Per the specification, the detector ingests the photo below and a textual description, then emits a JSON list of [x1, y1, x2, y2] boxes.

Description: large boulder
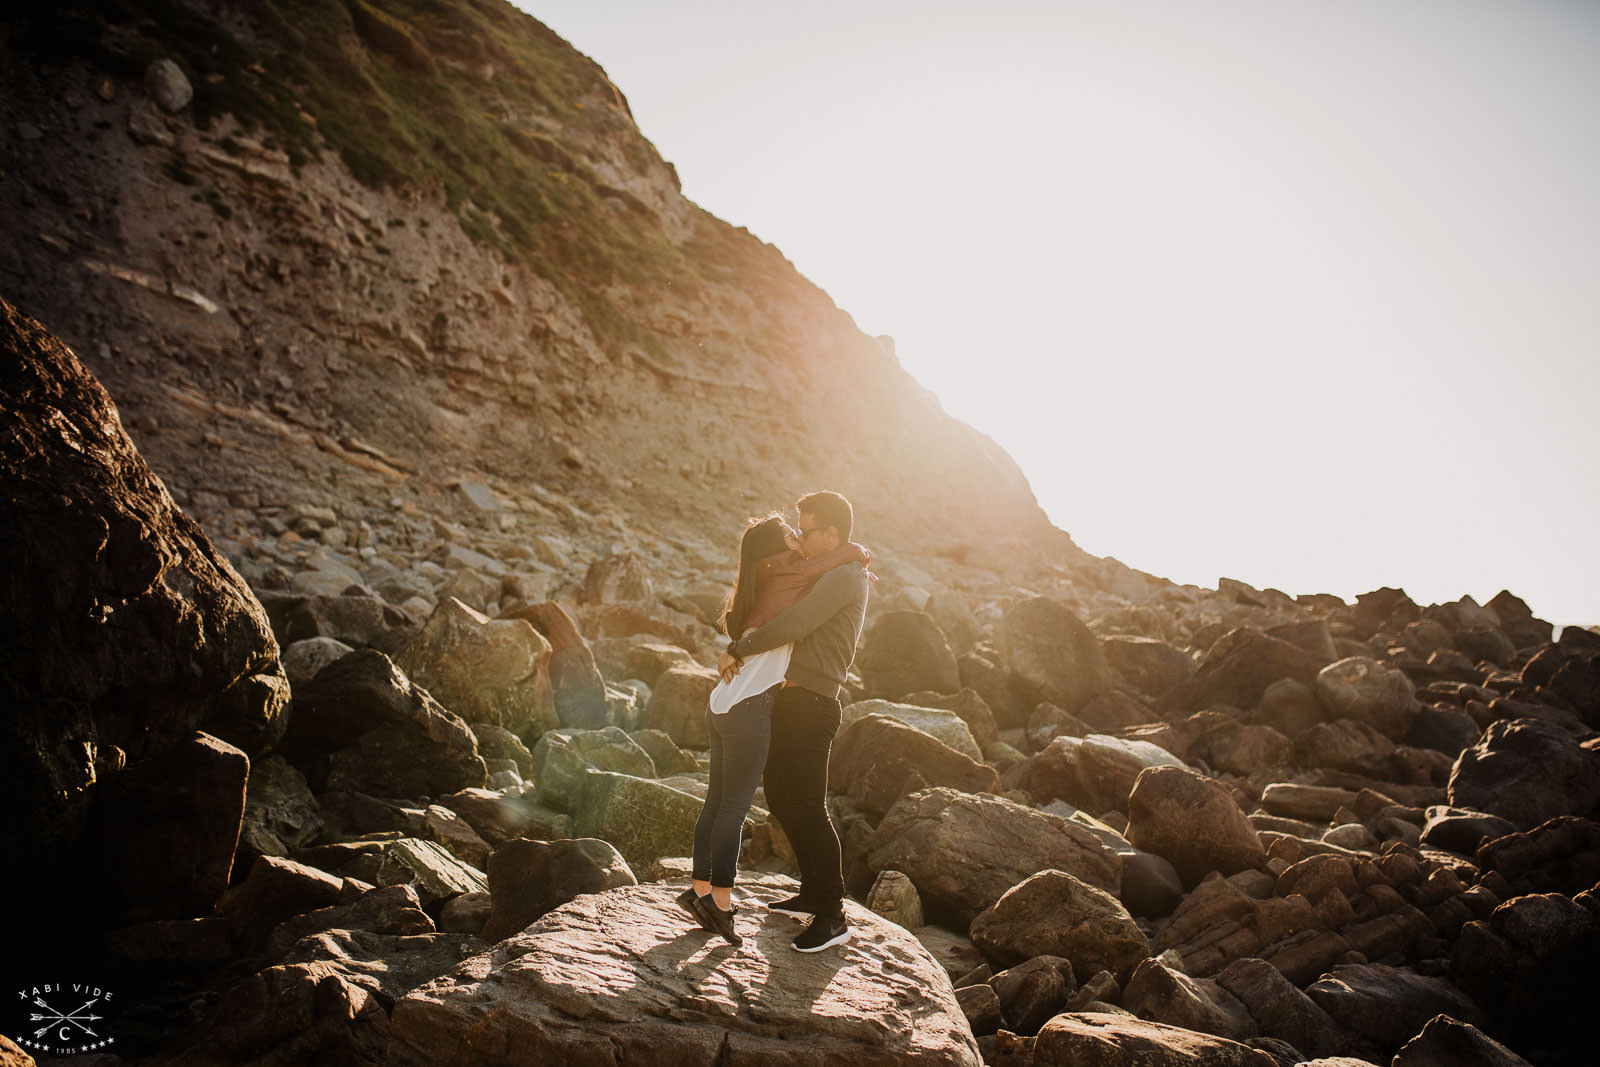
[[1419, 806, 1519, 858], [969, 869, 1149, 978], [0, 298, 288, 866], [1100, 636, 1196, 700], [901, 688, 1001, 748], [388, 884, 982, 1066], [1486, 590, 1553, 650], [370, 838, 490, 908], [1030, 734, 1187, 814], [646, 664, 720, 748], [396, 597, 556, 736], [1392, 1015, 1534, 1067], [482, 837, 636, 942], [1451, 891, 1600, 1054], [1266, 618, 1340, 662], [1251, 677, 1329, 736], [865, 788, 1121, 927], [994, 597, 1113, 712], [1119, 957, 1253, 1039], [265, 883, 436, 960], [92, 731, 250, 923], [1306, 963, 1482, 1052], [958, 650, 1035, 730], [988, 955, 1075, 1036], [1032, 1012, 1279, 1067], [1447, 717, 1600, 829], [281, 636, 356, 687], [582, 551, 654, 603], [1167, 628, 1320, 716], [158, 960, 390, 1065], [844, 699, 984, 759], [1314, 656, 1421, 738], [239, 753, 326, 859], [285, 650, 488, 797], [219, 855, 346, 952], [1293, 718, 1396, 773], [1214, 956, 1369, 1060], [280, 928, 491, 1009], [858, 610, 962, 699], [1127, 766, 1267, 888], [283, 592, 418, 656], [501, 601, 609, 728], [573, 770, 703, 872], [830, 713, 999, 815], [1473, 816, 1600, 897], [436, 787, 569, 848]]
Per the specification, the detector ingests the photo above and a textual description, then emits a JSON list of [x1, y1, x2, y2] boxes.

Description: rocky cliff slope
[[1, 0, 1063, 568]]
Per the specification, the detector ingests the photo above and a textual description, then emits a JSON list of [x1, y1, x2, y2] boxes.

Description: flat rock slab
[[388, 883, 981, 1066]]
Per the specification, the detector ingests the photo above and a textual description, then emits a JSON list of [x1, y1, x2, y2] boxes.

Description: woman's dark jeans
[[691, 688, 775, 888]]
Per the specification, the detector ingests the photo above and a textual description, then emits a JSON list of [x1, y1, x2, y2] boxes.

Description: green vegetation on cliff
[[8, 0, 794, 349]]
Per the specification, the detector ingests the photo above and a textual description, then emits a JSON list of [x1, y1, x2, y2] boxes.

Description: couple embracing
[[676, 490, 873, 953]]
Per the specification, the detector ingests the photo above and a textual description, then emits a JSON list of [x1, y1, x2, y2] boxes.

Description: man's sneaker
[[767, 894, 820, 918], [791, 912, 850, 953], [691, 894, 743, 947], [676, 887, 713, 931]]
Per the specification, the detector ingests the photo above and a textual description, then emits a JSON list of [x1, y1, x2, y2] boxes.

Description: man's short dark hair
[[797, 490, 853, 542]]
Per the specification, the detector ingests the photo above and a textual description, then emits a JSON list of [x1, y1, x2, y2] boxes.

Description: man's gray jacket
[[726, 562, 869, 700]]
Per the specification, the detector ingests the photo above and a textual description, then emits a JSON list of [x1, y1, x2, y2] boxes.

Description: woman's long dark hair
[[718, 513, 792, 638]]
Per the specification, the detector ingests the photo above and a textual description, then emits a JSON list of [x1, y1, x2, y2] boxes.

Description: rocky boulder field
[[4, 296, 1598, 1067]]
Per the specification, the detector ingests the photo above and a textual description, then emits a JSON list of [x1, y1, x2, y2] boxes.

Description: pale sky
[[515, 1, 1600, 629]]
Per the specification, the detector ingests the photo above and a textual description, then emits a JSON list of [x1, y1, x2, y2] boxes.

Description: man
[[717, 490, 869, 952]]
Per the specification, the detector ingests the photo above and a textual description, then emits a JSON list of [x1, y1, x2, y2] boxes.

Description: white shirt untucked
[[709, 644, 792, 715]]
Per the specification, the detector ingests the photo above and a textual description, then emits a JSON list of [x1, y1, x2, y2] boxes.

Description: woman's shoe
[[691, 894, 744, 947], [676, 887, 714, 931]]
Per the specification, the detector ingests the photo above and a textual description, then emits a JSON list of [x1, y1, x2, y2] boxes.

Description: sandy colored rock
[[647, 664, 720, 748], [1031, 734, 1186, 814], [1120, 957, 1254, 1039], [994, 597, 1113, 712], [388, 883, 982, 1066], [1314, 657, 1420, 739], [501, 601, 609, 728], [1174, 628, 1320, 715], [1100, 635, 1196, 700], [1032, 1012, 1279, 1067], [970, 869, 1148, 978], [830, 712, 999, 816], [866, 787, 1121, 927], [1127, 766, 1267, 888], [396, 597, 555, 735], [858, 609, 962, 699], [843, 699, 985, 759]]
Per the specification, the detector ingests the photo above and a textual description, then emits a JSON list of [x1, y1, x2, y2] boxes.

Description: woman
[[677, 512, 870, 946]]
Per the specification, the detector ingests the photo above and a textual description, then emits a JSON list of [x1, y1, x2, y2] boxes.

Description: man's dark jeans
[[763, 685, 845, 915]]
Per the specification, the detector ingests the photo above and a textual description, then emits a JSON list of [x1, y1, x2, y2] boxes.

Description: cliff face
[[0, 0, 1064, 560]]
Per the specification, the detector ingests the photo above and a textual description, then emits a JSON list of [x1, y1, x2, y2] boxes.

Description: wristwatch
[[725, 639, 743, 661]]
